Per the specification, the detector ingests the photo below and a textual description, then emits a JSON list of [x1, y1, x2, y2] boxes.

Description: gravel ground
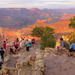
[[44, 53, 75, 75]]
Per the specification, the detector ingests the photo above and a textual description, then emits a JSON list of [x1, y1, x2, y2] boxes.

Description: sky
[[0, 0, 75, 9]]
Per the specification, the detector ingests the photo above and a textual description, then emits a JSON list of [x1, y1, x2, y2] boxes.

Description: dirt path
[[44, 54, 75, 75]]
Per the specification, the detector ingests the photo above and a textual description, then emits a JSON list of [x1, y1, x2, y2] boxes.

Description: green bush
[[44, 27, 54, 34], [31, 26, 54, 37], [32, 26, 56, 50], [67, 33, 75, 44], [69, 16, 75, 28], [31, 26, 44, 37], [65, 42, 69, 49], [40, 32, 56, 50]]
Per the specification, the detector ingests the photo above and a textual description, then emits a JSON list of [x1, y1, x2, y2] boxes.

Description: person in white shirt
[[28, 39, 31, 44]]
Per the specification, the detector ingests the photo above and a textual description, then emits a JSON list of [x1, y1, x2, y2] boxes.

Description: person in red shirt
[[15, 42, 19, 53], [15, 42, 19, 49], [3, 41, 6, 50]]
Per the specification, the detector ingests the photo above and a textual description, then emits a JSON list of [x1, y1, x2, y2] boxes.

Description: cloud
[[0, 0, 75, 8]]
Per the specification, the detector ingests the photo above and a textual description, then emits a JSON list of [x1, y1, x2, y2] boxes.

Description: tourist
[[15, 42, 19, 49], [19, 40, 23, 48], [57, 38, 66, 54], [23, 38, 26, 47], [12, 41, 16, 46], [16, 38, 19, 42], [28, 38, 31, 46], [7, 42, 10, 47], [26, 40, 30, 52], [0, 47, 5, 62], [0, 53, 3, 70], [15, 41, 19, 52], [21, 38, 25, 48], [3, 41, 6, 51], [31, 38, 35, 47], [12, 45, 16, 52], [68, 41, 75, 56], [10, 46, 15, 54]]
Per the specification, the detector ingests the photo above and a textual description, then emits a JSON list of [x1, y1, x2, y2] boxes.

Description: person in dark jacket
[[0, 53, 3, 70], [0, 47, 5, 62], [10, 47, 15, 54]]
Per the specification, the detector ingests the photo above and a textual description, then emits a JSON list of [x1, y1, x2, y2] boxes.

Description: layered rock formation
[[0, 49, 44, 75]]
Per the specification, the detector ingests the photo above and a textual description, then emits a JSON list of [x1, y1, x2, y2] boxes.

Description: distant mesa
[[49, 21, 73, 33], [0, 8, 75, 38], [61, 14, 74, 20], [0, 8, 75, 28]]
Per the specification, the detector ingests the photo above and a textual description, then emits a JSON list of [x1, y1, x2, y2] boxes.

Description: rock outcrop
[[0, 49, 44, 75]]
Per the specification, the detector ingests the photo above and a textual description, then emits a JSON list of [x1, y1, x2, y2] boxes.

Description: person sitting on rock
[[57, 38, 66, 54], [10, 46, 15, 54], [68, 41, 75, 56]]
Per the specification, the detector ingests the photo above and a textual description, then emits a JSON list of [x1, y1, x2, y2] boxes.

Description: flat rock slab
[[44, 54, 75, 75], [18, 65, 32, 75], [6, 56, 18, 68]]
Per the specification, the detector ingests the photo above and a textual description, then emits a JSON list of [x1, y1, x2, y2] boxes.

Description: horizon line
[[0, 7, 75, 9]]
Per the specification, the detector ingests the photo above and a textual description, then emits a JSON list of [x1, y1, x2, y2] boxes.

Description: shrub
[[32, 26, 56, 50], [31, 26, 44, 37], [65, 42, 69, 49], [44, 26, 54, 34], [40, 32, 56, 50], [69, 16, 75, 28], [31, 26, 54, 37]]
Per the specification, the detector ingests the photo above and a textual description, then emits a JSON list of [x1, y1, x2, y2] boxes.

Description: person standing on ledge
[[3, 41, 6, 51], [26, 40, 30, 52]]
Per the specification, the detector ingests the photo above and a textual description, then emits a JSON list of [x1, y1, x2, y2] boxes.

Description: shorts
[[15, 46, 18, 49], [32, 42, 35, 44], [57, 46, 66, 50], [69, 49, 75, 52], [0, 62, 3, 70], [26, 47, 29, 51]]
